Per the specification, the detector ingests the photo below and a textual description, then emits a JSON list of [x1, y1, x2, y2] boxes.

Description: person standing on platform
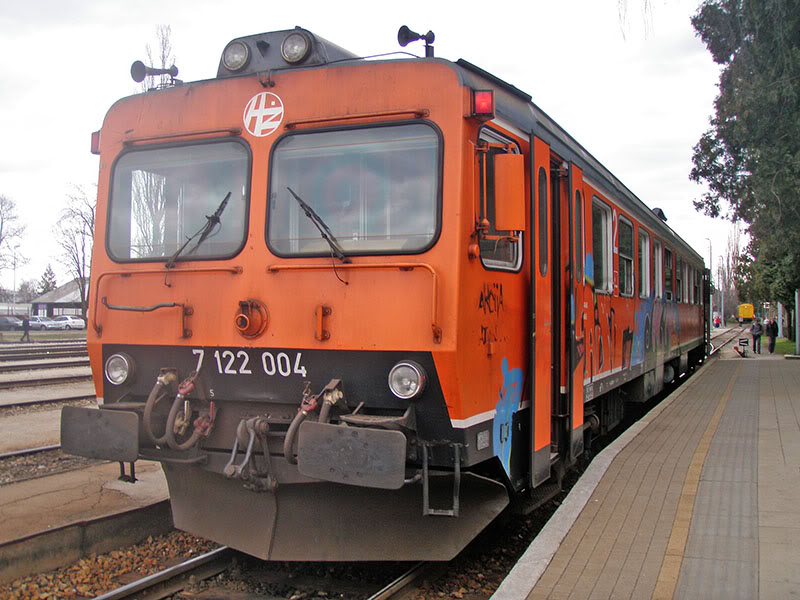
[[765, 318, 779, 354], [750, 319, 763, 354]]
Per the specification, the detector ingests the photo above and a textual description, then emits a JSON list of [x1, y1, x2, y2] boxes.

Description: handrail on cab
[[92, 266, 243, 337], [266, 262, 442, 343]]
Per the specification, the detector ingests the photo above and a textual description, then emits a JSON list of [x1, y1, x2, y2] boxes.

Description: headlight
[[222, 41, 250, 71], [281, 31, 311, 63], [105, 353, 134, 386], [388, 361, 427, 400]]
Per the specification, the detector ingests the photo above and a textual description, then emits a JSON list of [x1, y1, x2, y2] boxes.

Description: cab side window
[[664, 248, 673, 301], [638, 229, 650, 297], [618, 217, 634, 297]]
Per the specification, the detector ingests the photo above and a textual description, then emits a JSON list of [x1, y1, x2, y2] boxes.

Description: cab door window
[[477, 129, 522, 271]]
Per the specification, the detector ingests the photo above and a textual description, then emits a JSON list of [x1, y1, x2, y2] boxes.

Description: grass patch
[[774, 338, 799, 355]]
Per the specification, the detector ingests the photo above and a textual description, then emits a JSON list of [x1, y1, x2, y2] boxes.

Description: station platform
[[495, 343, 799, 599]]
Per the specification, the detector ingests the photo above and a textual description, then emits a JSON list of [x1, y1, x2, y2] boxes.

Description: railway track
[[93, 547, 235, 600], [709, 325, 744, 354], [0, 342, 87, 361], [93, 549, 430, 600], [0, 358, 90, 373], [0, 372, 92, 390], [0, 443, 61, 460], [0, 339, 91, 389]]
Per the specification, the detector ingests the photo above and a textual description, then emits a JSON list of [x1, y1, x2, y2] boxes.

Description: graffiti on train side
[[582, 252, 685, 382], [492, 357, 524, 476], [478, 282, 504, 315], [478, 282, 504, 347]]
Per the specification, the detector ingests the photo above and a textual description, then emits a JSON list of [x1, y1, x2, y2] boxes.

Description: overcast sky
[[0, 0, 731, 293]]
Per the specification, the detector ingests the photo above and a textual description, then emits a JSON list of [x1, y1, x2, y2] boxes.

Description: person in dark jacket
[[750, 320, 763, 354], [19, 316, 30, 343], [765, 318, 779, 354]]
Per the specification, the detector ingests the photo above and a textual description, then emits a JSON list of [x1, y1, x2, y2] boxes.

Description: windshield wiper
[[287, 187, 351, 263], [166, 191, 231, 269]]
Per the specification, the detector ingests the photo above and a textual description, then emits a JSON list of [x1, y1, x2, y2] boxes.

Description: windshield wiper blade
[[287, 186, 351, 263], [166, 191, 231, 269]]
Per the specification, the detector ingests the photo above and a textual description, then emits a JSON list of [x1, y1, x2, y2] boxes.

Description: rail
[[93, 546, 234, 600], [367, 561, 430, 599], [0, 444, 61, 461]]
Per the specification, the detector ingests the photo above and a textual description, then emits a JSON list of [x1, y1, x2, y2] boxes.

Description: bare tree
[[16, 279, 38, 303], [0, 195, 26, 271], [143, 25, 177, 92], [131, 25, 177, 256], [715, 223, 743, 322], [617, 0, 654, 39], [54, 186, 95, 319]]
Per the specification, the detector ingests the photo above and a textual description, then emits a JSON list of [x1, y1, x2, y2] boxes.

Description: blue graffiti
[[632, 293, 655, 366], [493, 357, 524, 475], [584, 252, 595, 287]]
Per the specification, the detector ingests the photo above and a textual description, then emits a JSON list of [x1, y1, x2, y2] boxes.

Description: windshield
[[108, 141, 249, 261], [268, 124, 440, 257]]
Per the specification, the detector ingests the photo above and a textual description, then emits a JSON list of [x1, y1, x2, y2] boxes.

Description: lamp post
[[718, 259, 725, 326], [706, 238, 713, 332], [11, 245, 19, 313]]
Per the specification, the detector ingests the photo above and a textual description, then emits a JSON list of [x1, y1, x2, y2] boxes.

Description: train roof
[[139, 27, 704, 266], [451, 59, 703, 264]]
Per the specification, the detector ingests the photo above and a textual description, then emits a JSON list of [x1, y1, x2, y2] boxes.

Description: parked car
[[0, 316, 22, 330], [53, 315, 86, 330], [29, 316, 60, 330]]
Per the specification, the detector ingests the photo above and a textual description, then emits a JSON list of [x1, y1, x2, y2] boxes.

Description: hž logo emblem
[[243, 92, 284, 137]]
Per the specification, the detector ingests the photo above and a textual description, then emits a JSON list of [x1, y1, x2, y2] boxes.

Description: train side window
[[693, 269, 700, 304], [684, 262, 691, 303], [478, 129, 522, 271], [575, 190, 583, 282], [654, 240, 663, 299], [664, 248, 673, 301], [618, 217, 634, 297], [676, 257, 683, 302], [538, 167, 548, 276], [592, 198, 612, 293], [638, 229, 650, 297]]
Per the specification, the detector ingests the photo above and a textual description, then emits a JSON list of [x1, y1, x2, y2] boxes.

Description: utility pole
[[11, 246, 19, 312], [718, 260, 725, 325], [706, 238, 713, 331]]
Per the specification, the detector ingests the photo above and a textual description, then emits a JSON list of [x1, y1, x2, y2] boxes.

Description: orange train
[[62, 26, 709, 561]]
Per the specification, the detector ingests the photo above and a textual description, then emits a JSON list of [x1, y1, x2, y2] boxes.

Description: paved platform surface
[[0, 461, 168, 545], [495, 341, 799, 599], [0, 404, 168, 545]]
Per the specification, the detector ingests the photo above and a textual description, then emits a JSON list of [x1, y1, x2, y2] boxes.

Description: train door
[[530, 135, 553, 487], [569, 163, 586, 460]]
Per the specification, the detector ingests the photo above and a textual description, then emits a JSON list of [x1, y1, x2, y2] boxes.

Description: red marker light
[[90, 130, 100, 155], [472, 90, 495, 121]]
